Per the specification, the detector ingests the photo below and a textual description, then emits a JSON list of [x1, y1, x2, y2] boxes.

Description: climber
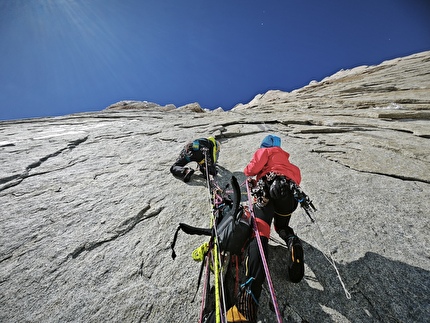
[[170, 137, 220, 182], [237, 134, 304, 322]]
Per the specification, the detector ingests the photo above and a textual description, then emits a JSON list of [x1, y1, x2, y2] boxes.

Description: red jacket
[[244, 147, 301, 185]]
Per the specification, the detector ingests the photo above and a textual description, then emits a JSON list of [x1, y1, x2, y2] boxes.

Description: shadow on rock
[[264, 241, 430, 322], [176, 166, 429, 322]]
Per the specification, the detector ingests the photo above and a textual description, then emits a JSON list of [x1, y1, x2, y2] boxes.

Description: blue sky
[[1, 0, 429, 121]]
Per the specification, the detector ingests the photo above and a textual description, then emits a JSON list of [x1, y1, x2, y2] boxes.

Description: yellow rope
[[213, 238, 221, 323]]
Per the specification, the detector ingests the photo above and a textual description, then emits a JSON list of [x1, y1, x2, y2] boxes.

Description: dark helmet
[[269, 177, 288, 199]]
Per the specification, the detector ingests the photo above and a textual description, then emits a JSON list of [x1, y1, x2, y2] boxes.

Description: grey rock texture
[[1, 51, 429, 322]]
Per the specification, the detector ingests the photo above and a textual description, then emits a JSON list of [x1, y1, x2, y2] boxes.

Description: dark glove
[[208, 164, 217, 176]]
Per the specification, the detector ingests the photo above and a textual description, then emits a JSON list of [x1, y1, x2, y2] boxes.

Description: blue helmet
[[260, 135, 281, 148]]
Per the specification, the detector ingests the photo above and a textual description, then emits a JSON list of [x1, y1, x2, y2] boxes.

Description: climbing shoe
[[287, 236, 304, 283], [183, 168, 194, 182]]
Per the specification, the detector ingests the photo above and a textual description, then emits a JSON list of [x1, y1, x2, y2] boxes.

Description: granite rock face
[[1, 51, 429, 322]]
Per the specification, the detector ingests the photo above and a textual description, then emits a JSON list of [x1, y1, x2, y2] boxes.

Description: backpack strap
[[171, 223, 211, 259]]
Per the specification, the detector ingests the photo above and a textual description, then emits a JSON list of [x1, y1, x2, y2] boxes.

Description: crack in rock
[[0, 136, 88, 192], [329, 159, 430, 184], [68, 205, 163, 259]]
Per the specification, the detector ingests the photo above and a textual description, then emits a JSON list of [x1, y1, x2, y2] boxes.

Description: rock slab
[[0, 51, 429, 322]]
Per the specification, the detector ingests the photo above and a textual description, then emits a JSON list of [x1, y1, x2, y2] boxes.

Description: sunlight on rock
[[0, 51, 428, 323], [304, 265, 324, 291], [319, 304, 352, 322]]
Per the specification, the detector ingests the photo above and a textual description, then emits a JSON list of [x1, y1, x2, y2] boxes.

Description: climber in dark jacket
[[170, 137, 221, 182]]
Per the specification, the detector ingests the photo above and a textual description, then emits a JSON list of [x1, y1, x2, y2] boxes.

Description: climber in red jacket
[[237, 134, 304, 322]]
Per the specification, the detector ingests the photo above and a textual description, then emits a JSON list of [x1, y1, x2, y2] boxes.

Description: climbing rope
[[300, 210, 351, 299], [202, 148, 228, 323]]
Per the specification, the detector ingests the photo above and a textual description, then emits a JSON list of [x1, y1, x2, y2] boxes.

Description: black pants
[[170, 143, 202, 180], [170, 144, 216, 180], [246, 190, 298, 300], [170, 155, 191, 180]]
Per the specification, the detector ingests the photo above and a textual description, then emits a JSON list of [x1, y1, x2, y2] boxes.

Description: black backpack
[[171, 176, 251, 258], [216, 203, 251, 255]]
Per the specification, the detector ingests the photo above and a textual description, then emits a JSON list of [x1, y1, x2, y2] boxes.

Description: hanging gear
[[288, 180, 317, 222], [269, 176, 289, 200], [253, 171, 317, 222], [250, 179, 269, 207]]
